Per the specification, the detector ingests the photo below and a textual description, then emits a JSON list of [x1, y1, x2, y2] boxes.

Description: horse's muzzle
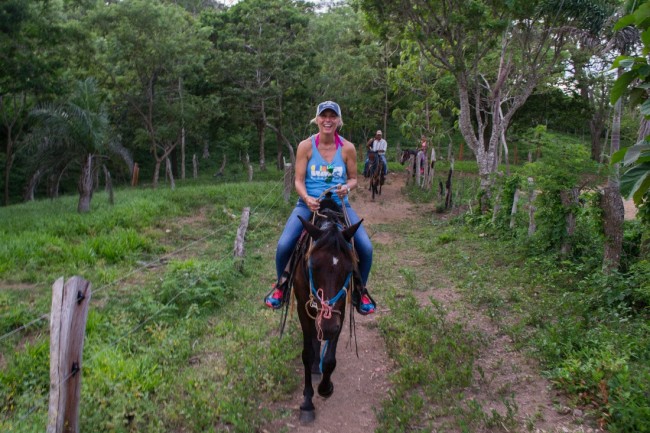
[[320, 315, 342, 339]]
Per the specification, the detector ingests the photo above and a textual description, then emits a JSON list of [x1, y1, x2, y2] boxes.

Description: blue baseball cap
[[316, 100, 341, 117]]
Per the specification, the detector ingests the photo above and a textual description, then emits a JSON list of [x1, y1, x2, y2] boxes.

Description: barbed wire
[[0, 176, 288, 343], [3, 175, 288, 425]]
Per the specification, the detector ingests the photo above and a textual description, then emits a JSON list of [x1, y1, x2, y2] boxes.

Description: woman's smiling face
[[317, 110, 339, 133]]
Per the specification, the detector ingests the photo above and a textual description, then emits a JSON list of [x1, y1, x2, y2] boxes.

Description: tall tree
[[309, 6, 397, 145], [0, 0, 67, 205], [26, 79, 111, 213], [93, 0, 210, 187], [209, 0, 313, 170], [356, 0, 610, 209]]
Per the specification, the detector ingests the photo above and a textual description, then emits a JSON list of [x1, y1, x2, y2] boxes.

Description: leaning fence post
[[47, 276, 92, 433]]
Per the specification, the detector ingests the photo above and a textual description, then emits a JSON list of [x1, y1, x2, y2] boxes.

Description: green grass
[[0, 170, 303, 432], [1, 166, 649, 432]]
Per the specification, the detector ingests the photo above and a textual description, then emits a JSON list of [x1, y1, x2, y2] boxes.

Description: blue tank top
[[304, 135, 348, 206]]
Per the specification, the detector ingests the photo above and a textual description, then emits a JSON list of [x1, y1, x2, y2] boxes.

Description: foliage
[[511, 88, 592, 135], [610, 2, 650, 209], [521, 129, 601, 251]]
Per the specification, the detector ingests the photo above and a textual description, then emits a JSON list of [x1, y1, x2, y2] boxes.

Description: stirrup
[[352, 287, 376, 315], [264, 283, 285, 310]]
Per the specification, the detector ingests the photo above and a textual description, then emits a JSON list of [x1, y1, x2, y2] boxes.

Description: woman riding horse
[[264, 100, 376, 315], [263, 100, 377, 422]]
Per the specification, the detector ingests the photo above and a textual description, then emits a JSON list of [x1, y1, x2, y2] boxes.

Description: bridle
[[305, 216, 354, 341], [307, 258, 351, 318]]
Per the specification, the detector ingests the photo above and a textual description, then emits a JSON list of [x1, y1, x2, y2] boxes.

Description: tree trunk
[[266, 120, 296, 165], [589, 115, 605, 162], [3, 132, 14, 206], [179, 78, 186, 180], [257, 116, 266, 171], [77, 154, 94, 213], [153, 160, 162, 188], [202, 141, 210, 159], [1, 93, 27, 206], [601, 185, 624, 272], [24, 168, 43, 202], [600, 94, 624, 272], [216, 153, 226, 177], [103, 165, 114, 206], [165, 157, 176, 190]]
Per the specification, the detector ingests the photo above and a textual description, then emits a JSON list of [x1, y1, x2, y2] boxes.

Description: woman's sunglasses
[[325, 164, 334, 183]]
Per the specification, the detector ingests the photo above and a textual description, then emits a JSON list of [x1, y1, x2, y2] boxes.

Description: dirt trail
[[262, 172, 604, 433]]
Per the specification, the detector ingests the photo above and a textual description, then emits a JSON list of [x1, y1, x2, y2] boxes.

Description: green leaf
[[632, 174, 650, 205], [641, 98, 650, 117], [612, 56, 635, 69], [629, 87, 647, 106], [624, 142, 650, 166], [614, 14, 635, 31], [620, 163, 650, 199], [611, 70, 638, 104], [638, 64, 650, 78], [634, 2, 650, 28], [611, 147, 629, 165]]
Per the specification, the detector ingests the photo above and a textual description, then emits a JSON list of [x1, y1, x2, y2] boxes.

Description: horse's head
[[297, 214, 362, 339], [399, 150, 411, 165]]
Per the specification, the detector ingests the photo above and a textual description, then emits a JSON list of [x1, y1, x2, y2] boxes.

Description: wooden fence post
[[131, 163, 139, 187], [283, 162, 293, 203], [406, 155, 414, 186], [233, 207, 251, 272], [510, 187, 520, 229], [527, 177, 538, 237], [47, 276, 92, 433]]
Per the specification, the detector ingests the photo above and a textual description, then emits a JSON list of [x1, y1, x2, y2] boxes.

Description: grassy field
[[1, 163, 648, 432]]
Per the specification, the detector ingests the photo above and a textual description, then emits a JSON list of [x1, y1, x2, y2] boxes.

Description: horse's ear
[[298, 215, 323, 240], [341, 219, 363, 243]]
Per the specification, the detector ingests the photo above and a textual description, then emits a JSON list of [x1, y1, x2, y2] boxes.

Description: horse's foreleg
[[317, 338, 339, 398], [311, 338, 321, 375], [300, 335, 316, 423]]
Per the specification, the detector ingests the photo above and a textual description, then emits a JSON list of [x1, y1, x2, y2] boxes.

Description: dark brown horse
[[293, 207, 362, 424], [367, 151, 385, 200], [400, 148, 419, 170]]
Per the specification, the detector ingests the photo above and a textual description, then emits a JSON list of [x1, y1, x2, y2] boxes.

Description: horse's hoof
[[318, 381, 334, 398], [299, 409, 315, 424]]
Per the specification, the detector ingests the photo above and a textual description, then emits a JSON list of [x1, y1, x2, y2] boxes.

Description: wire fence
[[1, 175, 287, 427]]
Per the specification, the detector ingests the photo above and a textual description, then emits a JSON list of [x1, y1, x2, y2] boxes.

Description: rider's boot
[[351, 273, 376, 315], [264, 273, 289, 309]]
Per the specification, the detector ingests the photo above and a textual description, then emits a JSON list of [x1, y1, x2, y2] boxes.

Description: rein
[[301, 186, 359, 353], [306, 248, 352, 342]]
